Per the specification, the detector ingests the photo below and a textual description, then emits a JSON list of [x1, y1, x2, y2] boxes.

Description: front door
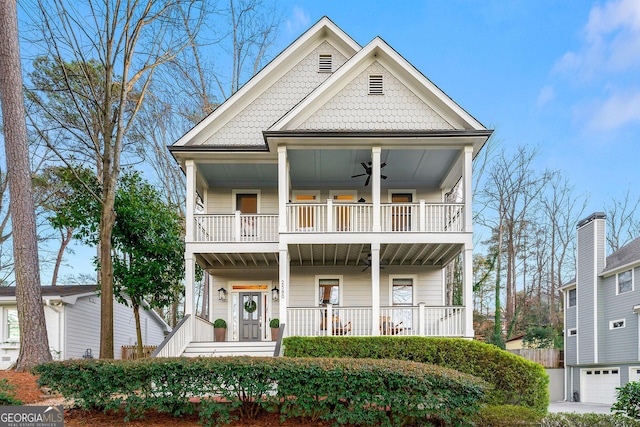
[[239, 292, 261, 341]]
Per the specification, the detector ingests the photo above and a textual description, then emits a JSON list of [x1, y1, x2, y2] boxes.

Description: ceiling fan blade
[[381, 162, 387, 168], [381, 175, 388, 180], [351, 173, 367, 178], [364, 175, 370, 186], [362, 265, 369, 272], [360, 162, 368, 169]]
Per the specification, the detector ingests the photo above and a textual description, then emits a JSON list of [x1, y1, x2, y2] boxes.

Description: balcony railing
[[192, 202, 464, 242], [286, 305, 464, 337]]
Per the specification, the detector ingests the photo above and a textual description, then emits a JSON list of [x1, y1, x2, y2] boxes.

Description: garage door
[[630, 367, 640, 383], [581, 368, 620, 404]]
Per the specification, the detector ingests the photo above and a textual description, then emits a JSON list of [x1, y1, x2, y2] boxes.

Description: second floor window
[[618, 269, 633, 294], [568, 289, 576, 307]]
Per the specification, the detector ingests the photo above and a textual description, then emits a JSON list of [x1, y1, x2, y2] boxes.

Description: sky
[[37, 0, 640, 284]]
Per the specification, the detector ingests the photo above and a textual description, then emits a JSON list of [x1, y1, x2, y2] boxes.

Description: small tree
[[112, 171, 184, 358]]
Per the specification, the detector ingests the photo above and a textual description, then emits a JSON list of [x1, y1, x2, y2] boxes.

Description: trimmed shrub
[[33, 356, 487, 426], [542, 413, 640, 427], [613, 381, 640, 419], [474, 405, 543, 426], [283, 336, 549, 413]]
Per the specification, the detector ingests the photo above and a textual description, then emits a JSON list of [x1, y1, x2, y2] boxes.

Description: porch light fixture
[[218, 287, 227, 301], [271, 286, 280, 301]]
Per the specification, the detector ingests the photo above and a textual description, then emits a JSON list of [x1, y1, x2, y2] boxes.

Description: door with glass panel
[[236, 193, 257, 237], [239, 292, 261, 341], [391, 193, 412, 231]]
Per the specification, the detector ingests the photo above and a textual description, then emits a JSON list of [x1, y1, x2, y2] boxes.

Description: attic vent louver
[[318, 54, 332, 73], [369, 74, 383, 95]]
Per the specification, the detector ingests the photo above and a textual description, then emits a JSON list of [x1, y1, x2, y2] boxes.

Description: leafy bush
[[269, 318, 279, 328], [474, 405, 543, 426], [283, 336, 549, 413], [542, 413, 640, 427], [33, 356, 487, 426], [213, 318, 226, 328], [0, 378, 22, 405], [613, 381, 640, 419]]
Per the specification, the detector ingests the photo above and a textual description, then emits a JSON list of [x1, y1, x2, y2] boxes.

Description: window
[[618, 269, 633, 294], [390, 277, 414, 331], [318, 54, 332, 73], [368, 75, 383, 95], [568, 328, 577, 336], [293, 192, 319, 231], [391, 193, 413, 231], [610, 319, 625, 330], [6, 309, 19, 341], [392, 278, 413, 306], [568, 288, 577, 307], [319, 278, 340, 306]]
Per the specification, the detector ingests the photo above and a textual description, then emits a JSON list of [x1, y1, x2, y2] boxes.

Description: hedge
[[33, 356, 487, 426], [283, 336, 549, 413]]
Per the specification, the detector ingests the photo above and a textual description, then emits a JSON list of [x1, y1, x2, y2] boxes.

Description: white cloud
[[555, 0, 640, 78], [286, 6, 310, 35], [536, 86, 555, 107], [586, 90, 640, 130]]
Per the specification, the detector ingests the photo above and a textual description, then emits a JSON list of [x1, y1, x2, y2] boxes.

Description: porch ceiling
[[196, 242, 462, 270], [195, 148, 460, 188]]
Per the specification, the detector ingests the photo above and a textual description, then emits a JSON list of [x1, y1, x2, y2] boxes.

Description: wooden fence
[[508, 349, 563, 368], [121, 345, 157, 360]]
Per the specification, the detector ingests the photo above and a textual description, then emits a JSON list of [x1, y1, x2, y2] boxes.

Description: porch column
[[185, 254, 195, 318], [278, 248, 290, 337], [185, 160, 196, 242], [372, 147, 381, 232], [278, 146, 289, 233], [371, 242, 381, 336], [463, 146, 473, 232], [463, 247, 474, 338]]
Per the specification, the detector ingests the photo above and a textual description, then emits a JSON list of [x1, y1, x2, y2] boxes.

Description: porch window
[[6, 309, 19, 341], [391, 193, 413, 231], [319, 278, 340, 306], [235, 193, 258, 237], [618, 269, 633, 294], [333, 193, 355, 231], [295, 194, 317, 230]]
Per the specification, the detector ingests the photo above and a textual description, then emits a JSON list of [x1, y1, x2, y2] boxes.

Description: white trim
[[593, 222, 598, 364], [228, 280, 273, 342], [388, 275, 417, 306], [616, 269, 634, 295], [609, 318, 626, 330], [232, 189, 262, 213], [315, 275, 344, 307]]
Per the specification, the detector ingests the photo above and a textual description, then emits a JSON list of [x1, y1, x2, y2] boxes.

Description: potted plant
[[213, 318, 227, 342], [270, 318, 280, 341]]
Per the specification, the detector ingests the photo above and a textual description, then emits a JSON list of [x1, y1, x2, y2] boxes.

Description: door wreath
[[244, 299, 257, 313]]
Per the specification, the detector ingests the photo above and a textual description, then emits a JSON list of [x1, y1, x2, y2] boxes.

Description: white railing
[[194, 213, 278, 242], [194, 316, 214, 341], [287, 305, 464, 337], [380, 203, 464, 232], [152, 314, 193, 358]]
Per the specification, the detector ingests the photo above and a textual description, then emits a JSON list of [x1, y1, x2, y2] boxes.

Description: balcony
[[286, 305, 465, 337], [193, 202, 464, 243]]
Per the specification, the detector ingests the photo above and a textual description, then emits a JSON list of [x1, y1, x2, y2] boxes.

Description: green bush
[[542, 413, 640, 427], [33, 356, 487, 426], [269, 318, 279, 328], [613, 381, 640, 419], [0, 378, 22, 405], [213, 318, 227, 328], [283, 336, 549, 413], [474, 405, 543, 426]]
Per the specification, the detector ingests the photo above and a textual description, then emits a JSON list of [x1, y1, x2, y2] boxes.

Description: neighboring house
[[505, 334, 526, 350], [562, 212, 640, 404], [160, 16, 492, 357], [0, 285, 171, 368]]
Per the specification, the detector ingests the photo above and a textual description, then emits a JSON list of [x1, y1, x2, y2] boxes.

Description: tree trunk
[[133, 302, 143, 359], [0, 0, 52, 371], [50, 227, 72, 286]]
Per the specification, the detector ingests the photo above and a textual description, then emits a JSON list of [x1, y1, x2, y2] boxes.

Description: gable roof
[[269, 36, 486, 134], [601, 236, 640, 275], [170, 16, 360, 150]]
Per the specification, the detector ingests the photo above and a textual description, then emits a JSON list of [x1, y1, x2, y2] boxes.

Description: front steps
[[182, 341, 277, 357]]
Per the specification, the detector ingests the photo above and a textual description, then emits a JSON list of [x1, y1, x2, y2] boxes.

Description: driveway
[[548, 401, 613, 414]]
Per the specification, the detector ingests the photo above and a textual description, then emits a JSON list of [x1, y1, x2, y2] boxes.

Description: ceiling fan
[[361, 253, 389, 272], [351, 162, 387, 186]]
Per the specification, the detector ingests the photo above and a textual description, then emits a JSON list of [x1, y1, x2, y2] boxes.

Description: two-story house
[[563, 212, 640, 405], [158, 16, 492, 357]]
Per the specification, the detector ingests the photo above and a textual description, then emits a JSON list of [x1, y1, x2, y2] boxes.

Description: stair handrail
[[151, 314, 191, 358]]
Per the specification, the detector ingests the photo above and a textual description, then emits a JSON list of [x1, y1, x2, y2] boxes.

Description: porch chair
[[380, 316, 404, 335], [320, 315, 352, 335]]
